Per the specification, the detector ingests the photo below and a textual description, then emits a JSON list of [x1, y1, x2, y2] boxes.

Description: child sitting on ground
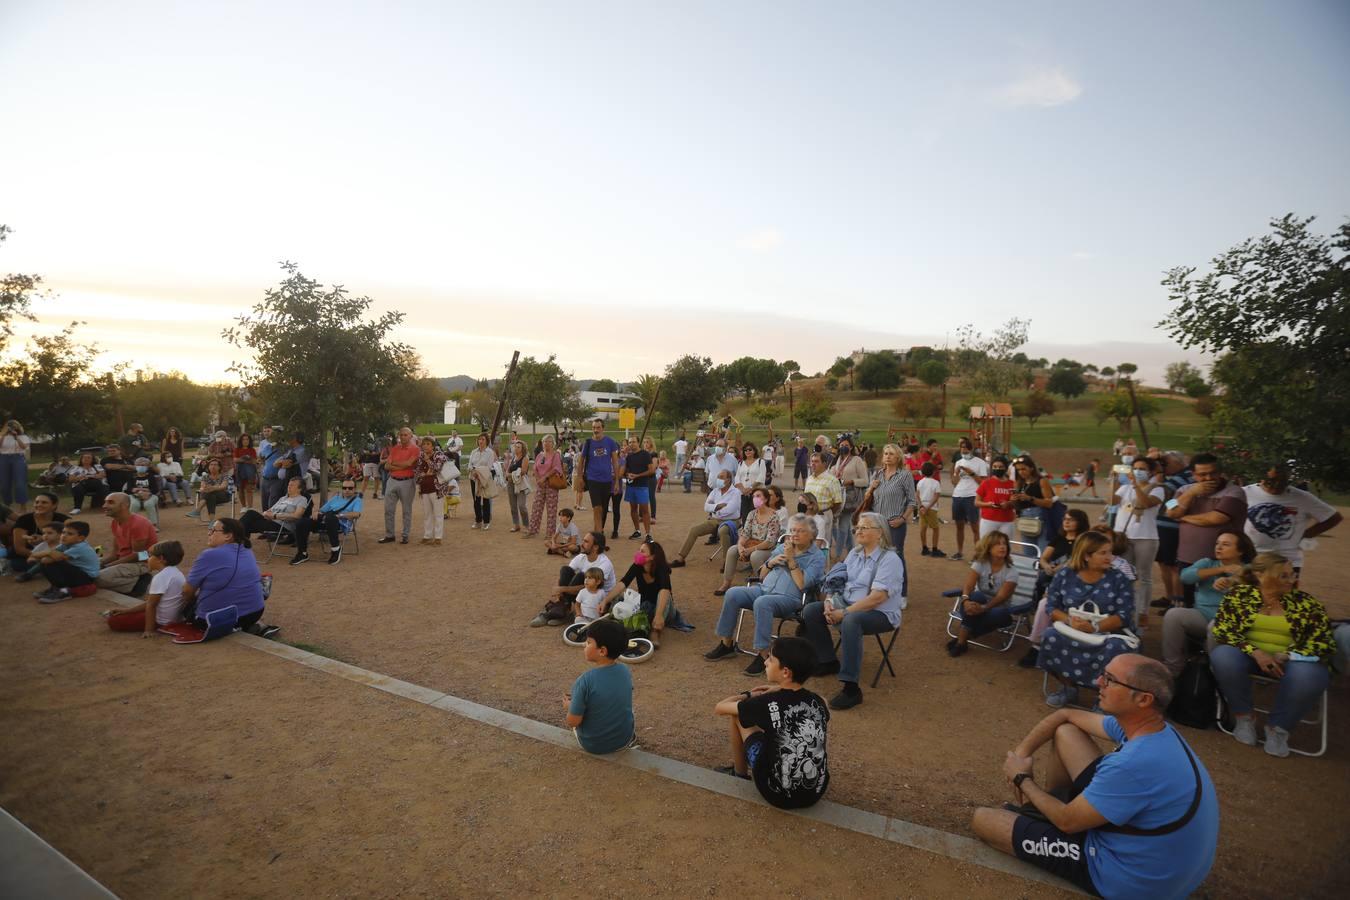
[[917, 462, 945, 558], [572, 567, 606, 624], [17, 523, 64, 581], [105, 540, 186, 637], [546, 508, 581, 556], [565, 618, 634, 755], [37, 456, 73, 487], [713, 635, 830, 809], [33, 520, 102, 603]]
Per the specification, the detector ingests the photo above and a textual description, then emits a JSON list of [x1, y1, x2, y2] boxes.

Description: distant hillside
[[436, 376, 611, 393]]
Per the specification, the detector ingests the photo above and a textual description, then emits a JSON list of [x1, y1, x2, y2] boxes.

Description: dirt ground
[[3, 481, 1348, 898]]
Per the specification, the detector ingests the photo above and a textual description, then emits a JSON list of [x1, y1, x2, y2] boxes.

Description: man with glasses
[[292, 480, 364, 566], [1242, 461, 1341, 584], [971, 654, 1219, 899]]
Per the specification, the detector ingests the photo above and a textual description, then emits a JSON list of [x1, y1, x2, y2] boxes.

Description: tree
[[459, 388, 497, 430], [625, 373, 662, 418], [1054, 358, 1083, 372], [224, 263, 415, 502], [1164, 361, 1203, 393], [1117, 362, 1139, 381], [953, 318, 1032, 399], [1181, 375, 1211, 398], [660, 354, 722, 428], [587, 378, 618, 393], [1162, 214, 1350, 489], [916, 359, 948, 389], [1046, 366, 1087, 399], [892, 391, 944, 427], [828, 356, 855, 390], [0, 224, 40, 352], [1015, 391, 1057, 428], [1094, 390, 1159, 432], [115, 371, 216, 439], [794, 388, 837, 431], [0, 323, 106, 455], [750, 402, 781, 428], [856, 352, 903, 395], [512, 355, 582, 434]]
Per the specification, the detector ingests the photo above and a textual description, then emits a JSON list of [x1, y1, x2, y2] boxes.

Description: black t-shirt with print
[[624, 450, 654, 489], [737, 687, 830, 809], [102, 456, 134, 491]]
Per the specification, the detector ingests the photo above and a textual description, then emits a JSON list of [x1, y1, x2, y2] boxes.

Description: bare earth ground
[[3, 482, 1348, 898]]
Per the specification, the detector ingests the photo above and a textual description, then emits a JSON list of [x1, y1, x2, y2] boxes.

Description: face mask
[[633, 552, 649, 566], [838, 446, 851, 456], [752, 495, 766, 509], [1121, 454, 1135, 465], [961, 452, 973, 460], [991, 468, 1007, 477], [1133, 470, 1152, 481], [720, 479, 731, 490], [796, 502, 807, 514], [136, 466, 148, 474]]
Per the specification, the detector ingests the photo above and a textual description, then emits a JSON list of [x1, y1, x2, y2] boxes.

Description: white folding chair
[[944, 539, 1040, 651], [1216, 675, 1329, 758]]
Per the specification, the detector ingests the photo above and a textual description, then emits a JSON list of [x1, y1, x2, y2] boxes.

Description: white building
[[443, 390, 643, 429]]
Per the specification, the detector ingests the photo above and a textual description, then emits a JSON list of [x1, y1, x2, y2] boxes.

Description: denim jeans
[[716, 585, 801, 651], [885, 519, 909, 598], [959, 589, 1014, 636], [1210, 643, 1330, 731], [0, 453, 29, 505], [801, 600, 895, 686]]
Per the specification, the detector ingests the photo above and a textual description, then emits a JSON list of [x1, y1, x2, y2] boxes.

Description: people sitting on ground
[[8, 492, 68, 572], [715, 487, 782, 596], [104, 540, 186, 634], [36, 456, 73, 488], [1038, 531, 1137, 709], [156, 450, 188, 507], [947, 532, 1021, 657], [600, 539, 679, 649], [127, 457, 163, 526], [1241, 461, 1342, 583], [545, 508, 581, 556], [800, 511, 905, 711], [712, 635, 830, 808], [187, 458, 232, 519], [1020, 509, 1091, 668], [571, 567, 607, 624], [97, 491, 158, 595], [565, 617, 635, 755], [15, 521, 62, 581], [971, 654, 1219, 899], [30, 520, 101, 603], [1164, 533, 1256, 677], [183, 517, 269, 634], [233, 432, 258, 509], [239, 477, 310, 543], [669, 470, 741, 568], [1209, 551, 1336, 758], [291, 478, 363, 566], [706, 514, 826, 676], [530, 531, 616, 627], [66, 452, 107, 514]]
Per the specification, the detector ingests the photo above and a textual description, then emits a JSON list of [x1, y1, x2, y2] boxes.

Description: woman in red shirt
[[233, 433, 259, 510], [975, 456, 1016, 541]]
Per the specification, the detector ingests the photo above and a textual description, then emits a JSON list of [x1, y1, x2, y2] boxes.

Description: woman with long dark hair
[[233, 432, 258, 510], [602, 538, 677, 648]]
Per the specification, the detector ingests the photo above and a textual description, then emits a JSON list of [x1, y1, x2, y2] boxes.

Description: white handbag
[[1052, 600, 1140, 649]]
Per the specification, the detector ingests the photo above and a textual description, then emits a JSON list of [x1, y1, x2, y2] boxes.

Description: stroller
[[561, 590, 656, 664]]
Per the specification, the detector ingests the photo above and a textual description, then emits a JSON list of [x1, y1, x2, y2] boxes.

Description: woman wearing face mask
[[602, 539, 677, 648], [1113, 456, 1165, 624], [715, 487, 782, 595], [830, 439, 869, 558], [975, 457, 1017, 541]]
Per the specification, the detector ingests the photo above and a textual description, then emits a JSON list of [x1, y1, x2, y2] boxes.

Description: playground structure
[[884, 402, 1015, 455]]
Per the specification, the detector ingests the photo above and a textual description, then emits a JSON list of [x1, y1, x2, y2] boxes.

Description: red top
[[233, 447, 258, 461], [976, 477, 1016, 522], [112, 514, 159, 559], [386, 443, 420, 479]]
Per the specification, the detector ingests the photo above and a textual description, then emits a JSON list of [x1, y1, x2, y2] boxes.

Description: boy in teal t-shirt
[[566, 619, 634, 754]]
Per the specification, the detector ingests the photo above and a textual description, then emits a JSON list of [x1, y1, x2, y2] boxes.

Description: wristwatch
[[1013, 772, 1034, 790]]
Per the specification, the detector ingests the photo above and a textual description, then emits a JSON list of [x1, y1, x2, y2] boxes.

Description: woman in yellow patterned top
[[1210, 552, 1335, 757]]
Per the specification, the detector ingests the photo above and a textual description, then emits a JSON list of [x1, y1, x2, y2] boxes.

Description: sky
[[3, 1, 1348, 386]]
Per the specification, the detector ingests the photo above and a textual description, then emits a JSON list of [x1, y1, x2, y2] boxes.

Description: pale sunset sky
[[2, 1, 1348, 385]]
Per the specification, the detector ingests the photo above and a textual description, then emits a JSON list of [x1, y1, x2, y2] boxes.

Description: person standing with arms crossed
[[379, 427, 418, 545]]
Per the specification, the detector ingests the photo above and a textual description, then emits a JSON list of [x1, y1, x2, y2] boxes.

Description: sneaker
[[14, 570, 35, 583], [184, 510, 199, 518], [38, 588, 72, 604], [400, 536, 409, 544], [69, 507, 82, 515], [34, 586, 61, 600], [1150, 597, 1175, 609], [546, 616, 565, 626], [947, 640, 968, 658], [377, 536, 397, 544], [712, 765, 751, 780], [289, 552, 309, 566], [470, 522, 480, 529], [259, 624, 281, 639], [829, 684, 863, 710], [930, 549, 947, 558], [743, 655, 766, 677], [327, 547, 342, 566], [629, 530, 642, 539], [920, 547, 931, 556], [704, 642, 737, 661], [949, 552, 963, 561], [1045, 686, 1079, 709], [529, 612, 550, 628], [482, 525, 490, 532], [1016, 646, 1040, 669], [1263, 725, 1290, 758]]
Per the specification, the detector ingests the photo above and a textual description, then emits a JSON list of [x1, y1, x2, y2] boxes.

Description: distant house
[[578, 390, 643, 422], [849, 347, 908, 366]]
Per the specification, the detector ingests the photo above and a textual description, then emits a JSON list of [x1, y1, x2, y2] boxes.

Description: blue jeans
[[716, 585, 801, 651], [885, 519, 909, 598], [801, 601, 895, 686], [682, 470, 693, 492], [832, 512, 854, 558], [0, 453, 28, 506], [958, 590, 1014, 636], [1210, 643, 1330, 732]]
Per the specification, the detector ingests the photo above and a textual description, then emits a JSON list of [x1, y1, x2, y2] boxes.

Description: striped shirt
[[869, 467, 917, 520]]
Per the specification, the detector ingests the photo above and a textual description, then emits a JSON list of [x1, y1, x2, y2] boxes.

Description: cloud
[[737, 228, 782, 253], [993, 66, 1083, 108]]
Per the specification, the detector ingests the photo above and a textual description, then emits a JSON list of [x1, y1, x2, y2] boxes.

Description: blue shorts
[[745, 731, 765, 770], [624, 484, 650, 506], [952, 496, 979, 525]]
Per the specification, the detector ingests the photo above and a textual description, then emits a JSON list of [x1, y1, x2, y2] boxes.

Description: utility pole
[[488, 351, 521, 445], [787, 377, 795, 431], [637, 381, 662, 443], [1125, 379, 1150, 449]]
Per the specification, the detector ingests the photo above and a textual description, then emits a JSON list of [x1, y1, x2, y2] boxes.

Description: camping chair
[[732, 564, 819, 657], [831, 626, 898, 688], [198, 475, 237, 526], [1216, 674, 1329, 758], [338, 517, 361, 555], [943, 539, 1041, 652]]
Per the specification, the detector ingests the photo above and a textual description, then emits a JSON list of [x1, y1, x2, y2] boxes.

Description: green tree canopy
[[1164, 361, 1203, 392], [0, 322, 105, 455], [0, 224, 40, 353], [587, 378, 619, 393], [953, 318, 1032, 399], [512, 355, 582, 434], [856, 352, 903, 395], [1015, 390, 1057, 428], [116, 372, 216, 440], [794, 387, 837, 431], [916, 359, 949, 388], [1094, 389, 1159, 432], [892, 391, 944, 427], [1046, 366, 1087, 399], [1162, 214, 1349, 489], [660, 355, 722, 427]]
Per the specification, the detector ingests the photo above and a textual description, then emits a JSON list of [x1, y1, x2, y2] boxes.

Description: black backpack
[[1167, 655, 1217, 730]]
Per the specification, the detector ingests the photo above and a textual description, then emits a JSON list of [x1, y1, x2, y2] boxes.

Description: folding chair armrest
[[941, 588, 963, 598]]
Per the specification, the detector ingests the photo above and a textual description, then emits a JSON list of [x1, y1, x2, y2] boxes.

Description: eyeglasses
[[341, 485, 356, 489], [852, 525, 879, 533], [1099, 670, 1151, 695], [207, 524, 224, 534]]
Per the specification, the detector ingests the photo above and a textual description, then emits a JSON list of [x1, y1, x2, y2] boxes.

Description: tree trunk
[[317, 429, 328, 505]]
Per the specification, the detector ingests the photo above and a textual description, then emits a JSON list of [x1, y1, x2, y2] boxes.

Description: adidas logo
[[1021, 836, 1081, 861]]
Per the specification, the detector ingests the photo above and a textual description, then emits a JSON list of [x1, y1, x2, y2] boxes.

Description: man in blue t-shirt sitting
[[972, 654, 1219, 899]]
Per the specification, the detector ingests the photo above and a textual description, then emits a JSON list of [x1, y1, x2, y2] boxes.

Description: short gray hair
[[855, 511, 892, 549], [788, 512, 818, 538], [1124, 655, 1175, 709]]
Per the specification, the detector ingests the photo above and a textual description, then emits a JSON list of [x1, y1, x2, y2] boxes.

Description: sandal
[[669, 558, 686, 568]]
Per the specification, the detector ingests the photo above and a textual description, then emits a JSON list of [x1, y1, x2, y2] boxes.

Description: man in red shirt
[[380, 426, 420, 545], [975, 456, 1016, 541], [918, 439, 944, 476], [97, 491, 159, 594]]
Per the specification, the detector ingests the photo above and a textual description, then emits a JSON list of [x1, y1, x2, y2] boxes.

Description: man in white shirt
[[703, 440, 738, 495], [446, 431, 465, 465], [949, 437, 989, 560], [1243, 463, 1341, 578], [673, 434, 689, 475], [670, 470, 741, 567], [530, 530, 616, 626]]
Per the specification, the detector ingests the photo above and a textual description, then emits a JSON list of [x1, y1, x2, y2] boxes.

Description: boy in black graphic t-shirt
[[713, 636, 830, 809]]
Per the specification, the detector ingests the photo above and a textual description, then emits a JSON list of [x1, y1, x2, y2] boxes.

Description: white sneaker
[[470, 522, 479, 529], [1232, 716, 1258, 746], [483, 523, 491, 531], [1264, 725, 1291, 758]]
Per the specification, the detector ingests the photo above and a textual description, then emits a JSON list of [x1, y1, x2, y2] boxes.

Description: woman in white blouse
[[0, 419, 33, 512], [1113, 456, 1166, 624], [733, 442, 767, 520]]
